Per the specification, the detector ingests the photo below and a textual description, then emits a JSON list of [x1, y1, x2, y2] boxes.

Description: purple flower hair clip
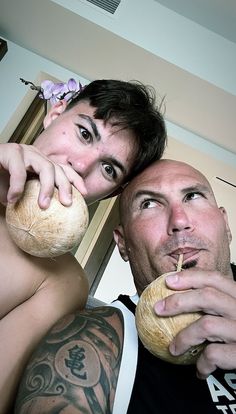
[[20, 77, 84, 105]]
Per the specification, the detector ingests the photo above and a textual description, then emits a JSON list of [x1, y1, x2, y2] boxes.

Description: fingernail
[[40, 196, 50, 209], [169, 342, 177, 355], [154, 299, 165, 314], [166, 273, 179, 284], [67, 193, 72, 202], [8, 197, 18, 204], [64, 194, 72, 206]]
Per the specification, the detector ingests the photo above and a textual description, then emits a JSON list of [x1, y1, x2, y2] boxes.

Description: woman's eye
[[79, 126, 92, 142], [140, 199, 158, 209], [103, 163, 116, 179]]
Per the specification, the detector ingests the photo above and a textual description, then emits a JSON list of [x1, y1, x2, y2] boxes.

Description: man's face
[[115, 160, 232, 294], [34, 100, 136, 205]]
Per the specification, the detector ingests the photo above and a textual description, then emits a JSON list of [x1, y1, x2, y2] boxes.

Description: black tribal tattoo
[[14, 306, 124, 414]]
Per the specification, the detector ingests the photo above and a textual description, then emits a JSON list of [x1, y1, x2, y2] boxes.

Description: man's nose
[[73, 150, 98, 177], [167, 205, 193, 235]]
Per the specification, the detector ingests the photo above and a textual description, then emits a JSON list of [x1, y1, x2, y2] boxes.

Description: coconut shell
[[135, 272, 205, 364], [6, 179, 89, 257]]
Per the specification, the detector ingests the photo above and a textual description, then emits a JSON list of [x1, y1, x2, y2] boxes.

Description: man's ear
[[113, 225, 129, 262], [219, 206, 232, 244], [43, 100, 68, 129]]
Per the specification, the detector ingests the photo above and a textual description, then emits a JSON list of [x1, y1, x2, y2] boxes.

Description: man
[[14, 159, 236, 413], [0, 79, 167, 413]]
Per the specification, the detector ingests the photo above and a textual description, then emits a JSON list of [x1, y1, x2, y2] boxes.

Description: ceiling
[[154, 0, 236, 43], [1, 0, 236, 155]]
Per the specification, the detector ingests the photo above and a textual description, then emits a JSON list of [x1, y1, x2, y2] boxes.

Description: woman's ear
[[43, 100, 68, 129], [113, 225, 129, 262]]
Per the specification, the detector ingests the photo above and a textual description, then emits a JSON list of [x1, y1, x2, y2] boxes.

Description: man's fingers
[[21, 145, 74, 208], [165, 269, 236, 299], [196, 343, 236, 379], [1, 143, 87, 208], [154, 287, 236, 318], [59, 165, 88, 198], [170, 315, 236, 352]]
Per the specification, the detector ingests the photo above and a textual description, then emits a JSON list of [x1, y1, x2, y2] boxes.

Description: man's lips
[[169, 248, 200, 263]]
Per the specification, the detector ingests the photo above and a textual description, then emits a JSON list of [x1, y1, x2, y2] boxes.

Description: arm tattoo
[[14, 306, 124, 414]]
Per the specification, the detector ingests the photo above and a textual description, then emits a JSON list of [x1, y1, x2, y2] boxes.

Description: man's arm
[[0, 253, 89, 414], [14, 306, 124, 414]]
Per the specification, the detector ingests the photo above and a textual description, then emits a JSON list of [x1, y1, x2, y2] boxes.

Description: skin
[[14, 160, 236, 413], [14, 306, 124, 414], [114, 159, 236, 378], [0, 99, 136, 413], [0, 99, 136, 208]]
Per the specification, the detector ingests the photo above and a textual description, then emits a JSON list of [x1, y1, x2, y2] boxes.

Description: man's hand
[[154, 269, 236, 378], [0, 143, 87, 208]]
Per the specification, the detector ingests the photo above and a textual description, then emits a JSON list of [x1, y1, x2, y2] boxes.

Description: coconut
[[6, 179, 89, 258], [135, 270, 205, 365]]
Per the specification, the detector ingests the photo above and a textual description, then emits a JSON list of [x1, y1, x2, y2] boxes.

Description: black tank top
[[117, 264, 236, 414]]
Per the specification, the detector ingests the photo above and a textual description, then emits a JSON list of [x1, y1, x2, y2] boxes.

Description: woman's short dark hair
[[67, 79, 167, 182]]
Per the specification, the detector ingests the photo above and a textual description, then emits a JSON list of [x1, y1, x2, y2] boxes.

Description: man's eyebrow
[[131, 184, 212, 203], [109, 157, 127, 175], [79, 114, 101, 141], [131, 190, 162, 202], [78, 114, 126, 175], [181, 184, 211, 194]]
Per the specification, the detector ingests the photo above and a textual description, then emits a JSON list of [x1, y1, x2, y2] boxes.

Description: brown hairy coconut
[[6, 179, 89, 258], [135, 271, 205, 365]]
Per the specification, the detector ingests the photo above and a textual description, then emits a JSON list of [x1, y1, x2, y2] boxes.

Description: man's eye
[[78, 126, 92, 142], [185, 192, 203, 201], [140, 199, 157, 209], [103, 163, 116, 179]]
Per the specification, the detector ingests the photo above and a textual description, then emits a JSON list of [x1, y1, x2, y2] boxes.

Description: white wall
[[52, 0, 236, 94], [0, 39, 89, 142], [1, 34, 236, 305], [1, 40, 235, 167], [95, 246, 135, 303]]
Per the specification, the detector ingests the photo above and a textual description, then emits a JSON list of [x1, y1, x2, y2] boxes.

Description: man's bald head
[[119, 159, 216, 225]]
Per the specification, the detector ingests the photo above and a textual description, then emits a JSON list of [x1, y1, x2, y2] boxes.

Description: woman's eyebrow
[[79, 114, 101, 141]]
